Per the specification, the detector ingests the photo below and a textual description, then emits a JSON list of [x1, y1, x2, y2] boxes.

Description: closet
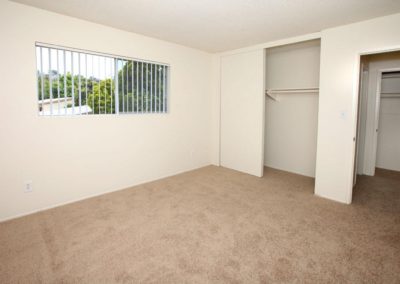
[[264, 40, 321, 177]]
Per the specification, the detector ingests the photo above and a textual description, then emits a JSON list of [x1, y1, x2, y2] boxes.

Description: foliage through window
[[36, 43, 169, 116]]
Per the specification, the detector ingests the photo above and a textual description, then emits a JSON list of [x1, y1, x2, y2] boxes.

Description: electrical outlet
[[24, 181, 33, 193]]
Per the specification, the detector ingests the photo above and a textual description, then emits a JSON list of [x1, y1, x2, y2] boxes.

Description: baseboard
[[375, 167, 400, 173], [263, 164, 315, 178], [314, 193, 351, 205], [0, 164, 212, 223]]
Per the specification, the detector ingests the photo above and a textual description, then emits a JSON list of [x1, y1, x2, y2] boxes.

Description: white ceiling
[[11, 0, 400, 52]]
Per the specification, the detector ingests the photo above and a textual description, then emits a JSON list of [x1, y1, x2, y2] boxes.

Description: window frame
[[35, 42, 170, 117]]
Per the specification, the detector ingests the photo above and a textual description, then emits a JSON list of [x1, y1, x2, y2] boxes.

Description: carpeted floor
[[0, 166, 399, 283]]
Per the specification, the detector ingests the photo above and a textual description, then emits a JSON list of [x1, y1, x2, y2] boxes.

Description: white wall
[[210, 54, 221, 166], [264, 40, 320, 177], [0, 1, 214, 221], [265, 40, 320, 89], [316, 13, 400, 203], [376, 73, 400, 171]]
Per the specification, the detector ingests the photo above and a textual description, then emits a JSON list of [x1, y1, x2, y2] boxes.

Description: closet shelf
[[265, 88, 319, 101], [382, 73, 400, 79], [381, 93, 400, 98]]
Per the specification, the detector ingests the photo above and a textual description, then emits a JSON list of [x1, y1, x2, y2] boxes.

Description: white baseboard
[[263, 163, 315, 178], [314, 193, 351, 205], [0, 164, 212, 223]]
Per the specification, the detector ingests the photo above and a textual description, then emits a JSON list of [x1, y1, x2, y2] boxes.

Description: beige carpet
[[0, 166, 399, 283]]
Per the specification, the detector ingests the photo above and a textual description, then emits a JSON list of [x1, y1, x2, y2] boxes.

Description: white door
[[353, 64, 367, 186], [371, 72, 383, 176], [220, 50, 265, 177]]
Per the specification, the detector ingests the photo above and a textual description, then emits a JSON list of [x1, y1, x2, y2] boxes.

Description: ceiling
[[11, 0, 400, 52]]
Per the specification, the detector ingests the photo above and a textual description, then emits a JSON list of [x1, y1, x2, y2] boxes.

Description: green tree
[[118, 61, 166, 113], [86, 78, 114, 114], [37, 59, 167, 114]]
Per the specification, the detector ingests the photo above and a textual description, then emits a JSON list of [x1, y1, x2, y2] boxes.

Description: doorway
[[354, 51, 400, 187]]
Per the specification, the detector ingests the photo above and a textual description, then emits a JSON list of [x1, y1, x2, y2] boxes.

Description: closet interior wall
[[264, 40, 321, 177], [378, 70, 400, 171]]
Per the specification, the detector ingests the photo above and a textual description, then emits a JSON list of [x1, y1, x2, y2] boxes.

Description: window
[[36, 43, 169, 116]]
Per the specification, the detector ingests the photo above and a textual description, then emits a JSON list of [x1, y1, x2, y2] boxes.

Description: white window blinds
[[36, 43, 169, 116]]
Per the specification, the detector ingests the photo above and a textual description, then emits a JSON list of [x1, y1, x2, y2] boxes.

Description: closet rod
[[381, 93, 400, 98], [382, 73, 400, 79], [266, 87, 319, 95]]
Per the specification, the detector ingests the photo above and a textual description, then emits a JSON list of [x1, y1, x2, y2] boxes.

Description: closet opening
[[263, 39, 321, 186], [353, 50, 400, 196]]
